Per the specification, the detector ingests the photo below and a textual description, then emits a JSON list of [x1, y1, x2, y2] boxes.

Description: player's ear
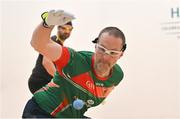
[[118, 52, 124, 59]]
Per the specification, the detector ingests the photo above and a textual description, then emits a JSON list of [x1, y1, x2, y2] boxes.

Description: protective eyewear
[[95, 44, 122, 57]]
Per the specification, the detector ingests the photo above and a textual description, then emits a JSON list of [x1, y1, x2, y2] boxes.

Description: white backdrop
[[0, 0, 180, 119]]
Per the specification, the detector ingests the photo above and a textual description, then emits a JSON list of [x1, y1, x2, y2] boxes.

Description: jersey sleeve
[[54, 47, 78, 76], [113, 65, 124, 86]]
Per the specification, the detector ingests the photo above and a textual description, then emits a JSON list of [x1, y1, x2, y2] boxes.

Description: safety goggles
[[95, 44, 122, 58]]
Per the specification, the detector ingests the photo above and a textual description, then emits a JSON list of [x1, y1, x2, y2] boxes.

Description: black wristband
[[42, 21, 50, 28]]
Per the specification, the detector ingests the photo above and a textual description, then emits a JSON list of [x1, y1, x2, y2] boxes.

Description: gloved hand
[[41, 10, 75, 27]]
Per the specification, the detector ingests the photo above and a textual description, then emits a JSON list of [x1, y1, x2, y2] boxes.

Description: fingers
[[63, 12, 76, 19], [49, 10, 55, 15], [45, 9, 75, 26], [55, 10, 64, 16], [49, 9, 75, 19]]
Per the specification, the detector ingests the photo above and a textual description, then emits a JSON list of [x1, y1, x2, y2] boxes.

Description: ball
[[73, 99, 85, 110]]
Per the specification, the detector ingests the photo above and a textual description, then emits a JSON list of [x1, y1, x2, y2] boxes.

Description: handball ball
[[73, 99, 85, 110]]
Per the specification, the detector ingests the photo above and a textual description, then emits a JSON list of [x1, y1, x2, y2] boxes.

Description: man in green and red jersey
[[22, 9, 127, 118]]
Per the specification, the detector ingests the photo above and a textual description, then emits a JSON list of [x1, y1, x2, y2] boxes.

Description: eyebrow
[[99, 43, 121, 51]]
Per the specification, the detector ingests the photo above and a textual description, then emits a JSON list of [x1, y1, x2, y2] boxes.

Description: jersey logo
[[95, 82, 104, 86], [86, 99, 94, 107], [86, 80, 95, 90]]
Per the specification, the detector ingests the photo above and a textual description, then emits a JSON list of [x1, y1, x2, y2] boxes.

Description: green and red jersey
[[34, 47, 124, 118]]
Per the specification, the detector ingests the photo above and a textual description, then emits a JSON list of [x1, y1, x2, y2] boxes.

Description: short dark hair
[[65, 21, 72, 26], [92, 27, 126, 51]]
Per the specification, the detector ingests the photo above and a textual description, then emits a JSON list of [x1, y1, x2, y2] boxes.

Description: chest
[[58, 70, 115, 107]]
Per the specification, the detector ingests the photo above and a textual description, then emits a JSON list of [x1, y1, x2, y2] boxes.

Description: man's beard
[[59, 34, 70, 40], [95, 61, 111, 76]]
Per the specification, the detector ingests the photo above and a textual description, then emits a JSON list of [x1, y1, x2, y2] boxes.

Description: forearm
[[43, 57, 56, 77], [31, 22, 54, 52], [44, 64, 56, 77]]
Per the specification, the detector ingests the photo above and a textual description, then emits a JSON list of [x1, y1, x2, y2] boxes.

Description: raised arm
[[30, 10, 75, 62], [31, 23, 62, 61]]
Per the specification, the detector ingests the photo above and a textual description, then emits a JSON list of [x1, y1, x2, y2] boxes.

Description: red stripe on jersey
[[95, 86, 114, 98], [54, 47, 70, 76], [72, 72, 95, 94], [51, 98, 69, 117], [71, 72, 114, 98]]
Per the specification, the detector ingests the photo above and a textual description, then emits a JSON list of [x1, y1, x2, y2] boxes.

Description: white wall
[[0, 0, 180, 119]]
